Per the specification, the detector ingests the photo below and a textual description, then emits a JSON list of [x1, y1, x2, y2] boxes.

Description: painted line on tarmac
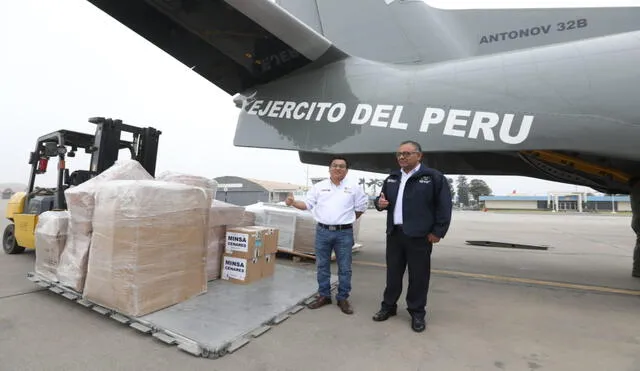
[[352, 260, 640, 296], [0, 288, 47, 300]]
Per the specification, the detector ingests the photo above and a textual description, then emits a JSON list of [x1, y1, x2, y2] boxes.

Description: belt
[[318, 223, 352, 231]]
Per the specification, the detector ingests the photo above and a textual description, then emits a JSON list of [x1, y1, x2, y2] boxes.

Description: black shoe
[[411, 316, 426, 332], [372, 308, 397, 322]]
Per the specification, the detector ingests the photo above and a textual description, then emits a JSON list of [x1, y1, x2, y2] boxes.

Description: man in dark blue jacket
[[372, 140, 453, 332]]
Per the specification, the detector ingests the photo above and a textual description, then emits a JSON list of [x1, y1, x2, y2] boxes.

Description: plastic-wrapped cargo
[[210, 200, 255, 228], [291, 211, 317, 255], [293, 213, 361, 255], [57, 159, 153, 292], [244, 203, 362, 255], [206, 200, 256, 281], [34, 211, 70, 282], [245, 203, 296, 252], [83, 179, 209, 317], [156, 171, 218, 205], [353, 217, 362, 243], [156, 171, 220, 280], [207, 226, 226, 281], [244, 203, 315, 254]]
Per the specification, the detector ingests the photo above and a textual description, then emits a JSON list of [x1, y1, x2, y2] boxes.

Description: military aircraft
[[84, 0, 640, 271]]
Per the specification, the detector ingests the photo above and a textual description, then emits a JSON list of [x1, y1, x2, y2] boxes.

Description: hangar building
[[213, 176, 306, 206], [480, 194, 631, 212]]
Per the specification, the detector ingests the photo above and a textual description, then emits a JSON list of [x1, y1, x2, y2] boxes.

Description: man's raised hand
[[378, 192, 389, 209], [285, 192, 294, 206]]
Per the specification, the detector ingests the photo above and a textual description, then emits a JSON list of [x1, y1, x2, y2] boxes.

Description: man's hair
[[400, 140, 423, 153], [329, 156, 349, 168]]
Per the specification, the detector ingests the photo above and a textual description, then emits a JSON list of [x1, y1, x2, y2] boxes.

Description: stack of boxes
[[82, 179, 210, 317], [221, 226, 279, 284], [207, 200, 257, 281], [32, 161, 283, 317]]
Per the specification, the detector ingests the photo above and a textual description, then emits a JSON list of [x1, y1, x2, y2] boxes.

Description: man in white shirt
[[286, 156, 369, 314]]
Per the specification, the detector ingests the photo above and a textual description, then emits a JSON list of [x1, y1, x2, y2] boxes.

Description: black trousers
[[631, 182, 640, 272], [381, 226, 433, 319]]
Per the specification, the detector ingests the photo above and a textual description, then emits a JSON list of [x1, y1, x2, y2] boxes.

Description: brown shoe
[[337, 299, 354, 315], [307, 296, 332, 309]]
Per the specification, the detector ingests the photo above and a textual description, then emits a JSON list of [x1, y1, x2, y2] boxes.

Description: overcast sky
[[0, 0, 634, 195]]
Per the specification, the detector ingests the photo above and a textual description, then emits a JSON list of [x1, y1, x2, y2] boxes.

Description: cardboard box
[[220, 253, 276, 284], [221, 255, 262, 284], [221, 226, 279, 285], [225, 227, 261, 259], [206, 200, 257, 281], [224, 226, 279, 259], [242, 226, 279, 255], [206, 226, 226, 281], [261, 253, 276, 278]]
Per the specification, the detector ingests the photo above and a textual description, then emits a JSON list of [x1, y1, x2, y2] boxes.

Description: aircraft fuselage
[[233, 30, 640, 193]]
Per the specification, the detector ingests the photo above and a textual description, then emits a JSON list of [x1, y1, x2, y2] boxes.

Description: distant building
[[480, 194, 631, 212], [2, 188, 13, 199], [213, 176, 305, 206]]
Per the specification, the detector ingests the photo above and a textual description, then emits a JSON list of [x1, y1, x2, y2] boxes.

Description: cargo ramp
[[27, 264, 336, 359]]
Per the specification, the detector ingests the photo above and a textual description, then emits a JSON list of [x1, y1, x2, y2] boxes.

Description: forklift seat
[[68, 170, 92, 186]]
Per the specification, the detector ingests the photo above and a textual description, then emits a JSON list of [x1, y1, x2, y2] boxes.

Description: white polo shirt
[[304, 178, 369, 225]]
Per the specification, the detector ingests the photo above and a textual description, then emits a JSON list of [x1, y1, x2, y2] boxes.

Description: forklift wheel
[[3, 224, 25, 255]]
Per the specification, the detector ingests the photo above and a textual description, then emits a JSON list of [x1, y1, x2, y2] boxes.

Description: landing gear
[[630, 180, 640, 277]]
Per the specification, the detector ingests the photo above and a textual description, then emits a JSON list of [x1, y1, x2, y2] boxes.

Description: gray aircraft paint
[[276, 0, 640, 65], [84, 0, 640, 193], [233, 29, 640, 156]]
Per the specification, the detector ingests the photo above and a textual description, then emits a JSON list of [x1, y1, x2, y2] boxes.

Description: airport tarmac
[[2, 200, 640, 371]]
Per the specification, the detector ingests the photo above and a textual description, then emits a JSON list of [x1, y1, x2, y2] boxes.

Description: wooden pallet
[[277, 243, 363, 262]]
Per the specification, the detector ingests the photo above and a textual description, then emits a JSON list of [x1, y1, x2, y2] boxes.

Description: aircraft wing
[[85, 0, 346, 95]]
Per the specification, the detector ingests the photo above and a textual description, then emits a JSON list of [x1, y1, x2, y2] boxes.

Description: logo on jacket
[[386, 179, 397, 183], [419, 176, 432, 184]]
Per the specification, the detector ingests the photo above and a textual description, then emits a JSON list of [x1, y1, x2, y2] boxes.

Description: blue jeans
[[315, 225, 354, 301]]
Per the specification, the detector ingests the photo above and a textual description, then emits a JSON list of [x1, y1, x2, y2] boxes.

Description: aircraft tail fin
[[86, 0, 348, 96], [276, 0, 640, 64]]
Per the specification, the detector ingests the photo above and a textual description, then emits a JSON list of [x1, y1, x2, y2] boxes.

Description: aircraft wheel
[[3, 224, 25, 255]]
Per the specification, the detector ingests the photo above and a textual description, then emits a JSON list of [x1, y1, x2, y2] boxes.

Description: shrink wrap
[[292, 211, 317, 255], [83, 179, 209, 317], [244, 203, 311, 253], [156, 171, 220, 280], [206, 200, 256, 280], [156, 171, 218, 204], [244, 203, 361, 255], [34, 211, 70, 282], [57, 159, 153, 291]]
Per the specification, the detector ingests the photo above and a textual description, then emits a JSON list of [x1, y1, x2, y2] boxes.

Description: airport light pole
[[611, 194, 616, 214]]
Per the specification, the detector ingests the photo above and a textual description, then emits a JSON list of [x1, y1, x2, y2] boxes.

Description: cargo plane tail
[[275, 0, 640, 64]]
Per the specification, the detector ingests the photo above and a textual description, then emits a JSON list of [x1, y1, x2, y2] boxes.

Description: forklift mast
[[24, 117, 162, 211], [88, 117, 161, 176]]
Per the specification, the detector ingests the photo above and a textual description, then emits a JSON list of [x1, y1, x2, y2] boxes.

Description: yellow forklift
[[3, 117, 161, 254]]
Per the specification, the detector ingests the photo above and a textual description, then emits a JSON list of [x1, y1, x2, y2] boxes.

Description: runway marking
[[352, 260, 640, 296], [0, 288, 47, 300]]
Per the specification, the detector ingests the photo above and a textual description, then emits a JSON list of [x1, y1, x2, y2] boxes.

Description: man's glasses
[[396, 151, 418, 158], [330, 164, 347, 169]]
